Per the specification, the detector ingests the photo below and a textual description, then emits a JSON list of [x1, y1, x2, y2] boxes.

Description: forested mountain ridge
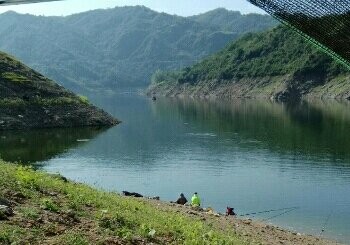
[[0, 51, 118, 130], [189, 8, 277, 33], [0, 6, 277, 92], [148, 26, 350, 101]]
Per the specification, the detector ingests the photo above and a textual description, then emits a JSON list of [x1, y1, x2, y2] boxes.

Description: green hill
[[0, 7, 277, 92], [0, 51, 118, 130], [189, 8, 277, 33], [148, 26, 350, 101]]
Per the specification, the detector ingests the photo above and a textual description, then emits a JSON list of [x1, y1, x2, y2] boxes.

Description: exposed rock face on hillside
[[148, 26, 350, 101], [0, 51, 119, 130]]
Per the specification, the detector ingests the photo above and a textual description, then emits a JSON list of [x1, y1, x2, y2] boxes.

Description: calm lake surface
[[2, 93, 350, 243]]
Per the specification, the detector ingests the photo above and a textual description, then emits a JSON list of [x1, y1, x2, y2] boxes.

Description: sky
[[0, 0, 265, 16]]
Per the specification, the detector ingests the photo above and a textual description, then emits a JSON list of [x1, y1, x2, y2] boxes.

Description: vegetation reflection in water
[[151, 98, 350, 162], [0, 127, 108, 164]]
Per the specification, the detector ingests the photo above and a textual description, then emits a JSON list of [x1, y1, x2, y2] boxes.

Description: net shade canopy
[[247, 0, 350, 67], [0, 0, 60, 5]]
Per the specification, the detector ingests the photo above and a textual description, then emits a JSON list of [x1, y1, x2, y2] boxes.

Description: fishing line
[[261, 207, 300, 222], [318, 211, 333, 237], [239, 206, 300, 217]]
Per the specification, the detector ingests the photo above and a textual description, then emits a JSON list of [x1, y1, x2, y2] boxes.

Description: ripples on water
[[1, 94, 350, 243]]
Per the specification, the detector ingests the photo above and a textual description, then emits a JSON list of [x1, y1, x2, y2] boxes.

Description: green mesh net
[[248, 0, 350, 68]]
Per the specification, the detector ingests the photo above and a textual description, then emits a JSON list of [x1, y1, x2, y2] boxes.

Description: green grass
[[32, 97, 83, 106], [0, 97, 90, 108], [1, 72, 30, 84], [0, 160, 246, 244], [0, 98, 26, 107], [78, 95, 90, 105]]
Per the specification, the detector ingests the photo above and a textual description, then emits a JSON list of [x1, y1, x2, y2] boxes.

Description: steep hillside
[[0, 51, 118, 130], [0, 6, 277, 91], [148, 26, 350, 101]]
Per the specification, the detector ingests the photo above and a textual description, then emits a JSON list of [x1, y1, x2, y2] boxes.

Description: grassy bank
[[0, 160, 244, 245]]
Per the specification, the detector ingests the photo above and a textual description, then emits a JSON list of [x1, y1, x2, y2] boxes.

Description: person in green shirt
[[191, 192, 201, 207]]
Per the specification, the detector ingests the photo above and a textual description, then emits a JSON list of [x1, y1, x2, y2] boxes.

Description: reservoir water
[[1, 93, 350, 243]]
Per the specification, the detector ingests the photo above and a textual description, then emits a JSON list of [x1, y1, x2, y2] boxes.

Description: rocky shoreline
[[0, 103, 119, 131], [147, 74, 350, 102], [144, 199, 341, 245]]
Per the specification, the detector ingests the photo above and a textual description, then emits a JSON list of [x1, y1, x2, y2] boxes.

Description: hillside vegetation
[[189, 8, 277, 33], [0, 7, 276, 91], [0, 51, 118, 130], [148, 26, 350, 101]]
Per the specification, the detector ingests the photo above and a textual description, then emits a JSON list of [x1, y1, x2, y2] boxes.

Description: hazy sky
[[0, 0, 265, 16]]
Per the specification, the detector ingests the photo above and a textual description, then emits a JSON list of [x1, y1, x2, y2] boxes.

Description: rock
[[60, 176, 68, 182], [13, 192, 25, 199], [0, 205, 14, 220], [52, 174, 68, 182], [147, 196, 160, 200], [0, 197, 11, 206], [191, 206, 203, 212], [187, 211, 198, 215], [148, 229, 156, 237], [243, 219, 252, 225]]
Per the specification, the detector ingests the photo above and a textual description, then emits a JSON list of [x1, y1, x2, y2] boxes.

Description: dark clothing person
[[176, 193, 188, 205], [226, 207, 236, 216]]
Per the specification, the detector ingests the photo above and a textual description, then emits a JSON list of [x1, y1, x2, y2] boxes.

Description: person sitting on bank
[[191, 192, 201, 207], [226, 207, 236, 216], [176, 193, 188, 205]]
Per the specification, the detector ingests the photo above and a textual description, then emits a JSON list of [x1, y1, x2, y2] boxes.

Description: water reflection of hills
[[0, 127, 108, 164], [152, 98, 350, 162]]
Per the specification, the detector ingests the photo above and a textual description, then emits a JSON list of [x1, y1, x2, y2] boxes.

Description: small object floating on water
[[77, 139, 90, 142], [152, 96, 157, 101]]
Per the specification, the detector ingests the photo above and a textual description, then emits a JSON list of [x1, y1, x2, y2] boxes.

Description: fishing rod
[[239, 206, 300, 217], [318, 211, 333, 237], [261, 207, 300, 222]]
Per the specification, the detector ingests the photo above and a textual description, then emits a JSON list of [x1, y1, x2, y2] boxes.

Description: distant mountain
[[148, 26, 350, 101], [189, 8, 277, 33], [0, 51, 118, 130], [0, 6, 277, 92]]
